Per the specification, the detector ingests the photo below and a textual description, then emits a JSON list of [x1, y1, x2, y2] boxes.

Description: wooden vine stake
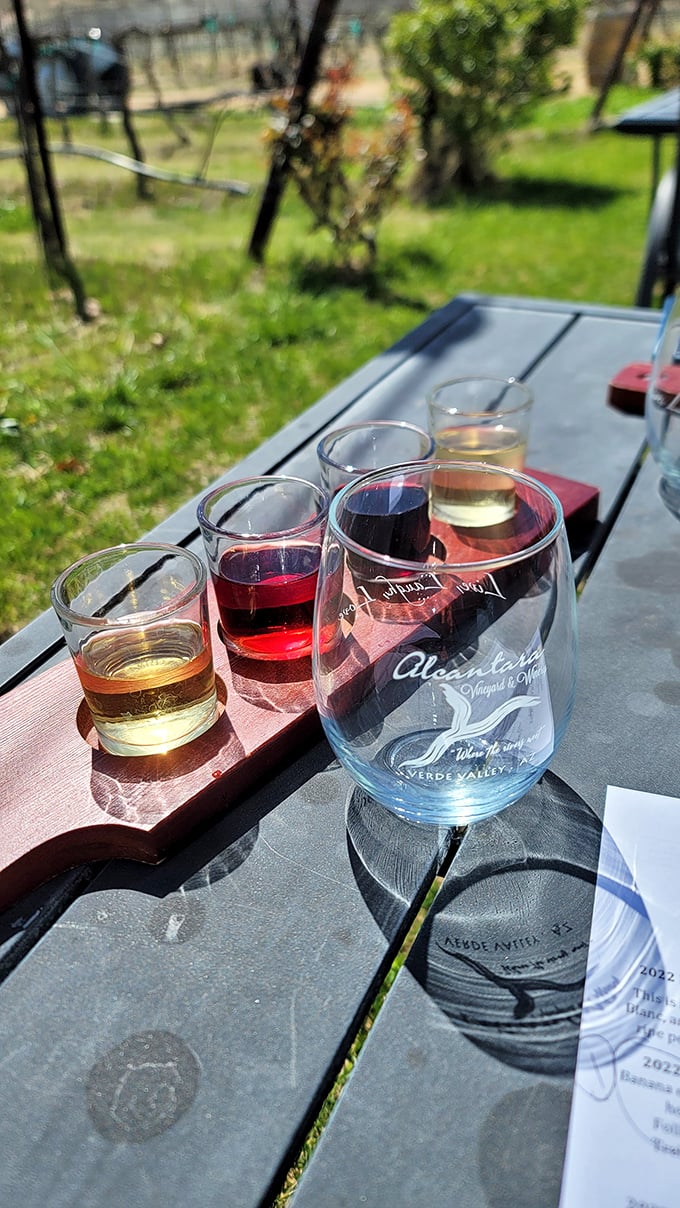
[[12, 0, 90, 320], [248, 0, 341, 262]]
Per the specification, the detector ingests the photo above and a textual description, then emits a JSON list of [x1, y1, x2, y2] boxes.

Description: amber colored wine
[[75, 620, 217, 756], [432, 424, 526, 526]]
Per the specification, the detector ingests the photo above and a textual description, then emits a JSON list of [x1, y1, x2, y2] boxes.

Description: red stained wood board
[[607, 361, 680, 416], [0, 468, 599, 911], [607, 362, 651, 415], [525, 466, 599, 536]]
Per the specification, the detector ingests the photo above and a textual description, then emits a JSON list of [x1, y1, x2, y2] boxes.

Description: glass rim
[[50, 541, 207, 628], [427, 375, 534, 419], [317, 419, 434, 472], [197, 474, 329, 541], [329, 460, 565, 573]]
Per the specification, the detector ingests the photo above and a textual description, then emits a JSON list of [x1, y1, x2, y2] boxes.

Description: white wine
[[432, 424, 526, 526], [76, 620, 218, 756]]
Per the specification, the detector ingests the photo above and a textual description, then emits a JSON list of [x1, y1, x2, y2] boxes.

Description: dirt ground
[[138, 38, 596, 113], [0, 33, 604, 126]]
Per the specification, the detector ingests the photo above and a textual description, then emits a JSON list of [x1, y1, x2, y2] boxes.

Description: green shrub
[[637, 41, 680, 90], [388, 0, 586, 196]]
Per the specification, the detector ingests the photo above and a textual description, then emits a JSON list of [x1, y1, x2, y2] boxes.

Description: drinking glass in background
[[197, 475, 328, 661], [645, 290, 680, 517], [317, 420, 434, 497], [313, 462, 577, 827], [427, 376, 534, 526], [51, 543, 218, 757]]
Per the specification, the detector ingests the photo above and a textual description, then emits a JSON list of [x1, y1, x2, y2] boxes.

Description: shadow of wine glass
[[228, 654, 315, 715], [406, 772, 661, 1076], [346, 771, 661, 1077], [346, 786, 454, 943]]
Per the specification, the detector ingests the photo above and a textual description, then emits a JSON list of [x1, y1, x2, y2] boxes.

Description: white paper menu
[[560, 785, 680, 1208]]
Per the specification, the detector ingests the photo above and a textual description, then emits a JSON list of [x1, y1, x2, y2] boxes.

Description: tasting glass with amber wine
[[312, 461, 577, 827], [428, 376, 534, 527], [51, 543, 218, 757]]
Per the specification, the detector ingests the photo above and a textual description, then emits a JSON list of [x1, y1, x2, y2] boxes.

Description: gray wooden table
[[0, 293, 672, 1207]]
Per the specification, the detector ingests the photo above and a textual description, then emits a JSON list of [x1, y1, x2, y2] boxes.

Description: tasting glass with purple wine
[[317, 420, 434, 497], [312, 461, 577, 826], [197, 475, 329, 661]]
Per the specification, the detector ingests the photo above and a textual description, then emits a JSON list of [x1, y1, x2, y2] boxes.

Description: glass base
[[323, 717, 549, 826], [217, 621, 312, 662]]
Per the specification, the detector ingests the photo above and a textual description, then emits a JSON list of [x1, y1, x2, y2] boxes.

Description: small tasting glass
[[317, 420, 434, 497], [51, 542, 218, 757], [197, 475, 329, 662], [427, 376, 534, 527]]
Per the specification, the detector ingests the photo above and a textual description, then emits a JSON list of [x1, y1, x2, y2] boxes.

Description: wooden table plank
[[552, 453, 680, 808], [289, 453, 680, 1207], [280, 300, 578, 484], [0, 741, 450, 1207], [281, 299, 656, 528], [523, 311, 653, 509]]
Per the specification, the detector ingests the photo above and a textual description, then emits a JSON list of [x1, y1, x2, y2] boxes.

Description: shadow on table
[[346, 787, 453, 943], [228, 653, 315, 715], [86, 740, 338, 901], [347, 770, 661, 1076]]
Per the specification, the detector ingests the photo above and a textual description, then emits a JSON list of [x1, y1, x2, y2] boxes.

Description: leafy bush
[[637, 41, 680, 90], [388, 0, 585, 196], [267, 63, 413, 268]]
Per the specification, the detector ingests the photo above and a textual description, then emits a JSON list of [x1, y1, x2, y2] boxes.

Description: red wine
[[213, 544, 320, 660], [343, 482, 431, 563]]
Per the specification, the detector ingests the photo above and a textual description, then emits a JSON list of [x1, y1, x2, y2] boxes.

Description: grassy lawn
[[0, 85, 664, 639]]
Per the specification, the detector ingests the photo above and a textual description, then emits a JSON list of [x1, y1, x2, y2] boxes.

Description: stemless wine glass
[[645, 291, 680, 516], [312, 461, 577, 826]]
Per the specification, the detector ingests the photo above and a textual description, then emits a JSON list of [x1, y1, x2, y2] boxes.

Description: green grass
[[0, 86, 666, 639]]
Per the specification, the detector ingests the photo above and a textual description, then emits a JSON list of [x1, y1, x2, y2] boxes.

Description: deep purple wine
[[213, 544, 320, 660], [343, 482, 431, 563]]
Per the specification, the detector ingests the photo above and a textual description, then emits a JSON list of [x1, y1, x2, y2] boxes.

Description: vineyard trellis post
[[11, 0, 89, 320], [248, 0, 341, 263]]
